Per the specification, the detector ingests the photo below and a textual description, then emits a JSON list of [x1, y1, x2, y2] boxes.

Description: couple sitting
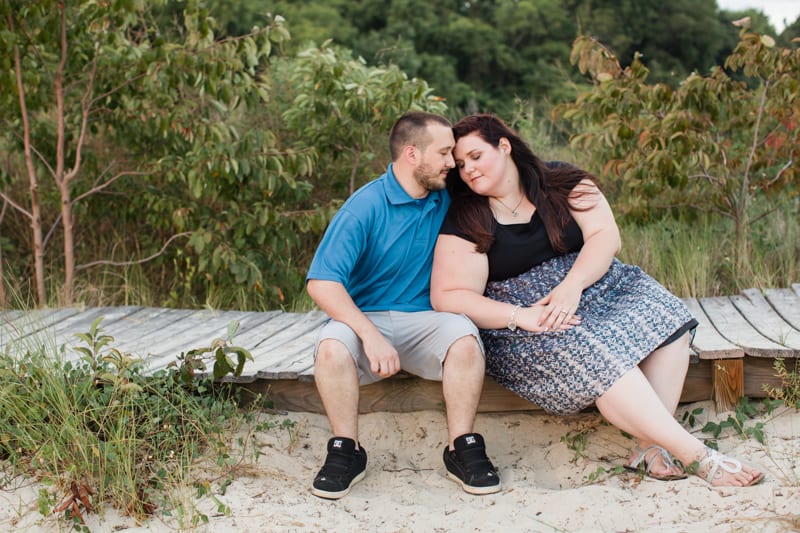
[[304, 111, 764, 500]]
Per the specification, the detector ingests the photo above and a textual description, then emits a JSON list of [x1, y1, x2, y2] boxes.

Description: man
[[306, 112, 501, 500]]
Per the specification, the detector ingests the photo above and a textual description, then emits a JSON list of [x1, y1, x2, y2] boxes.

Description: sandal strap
[[630, 445, 679, 474], [697, 447, 742, 481]]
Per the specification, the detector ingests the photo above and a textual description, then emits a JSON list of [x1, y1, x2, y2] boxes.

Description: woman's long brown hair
[[446, 114, 597, 253]]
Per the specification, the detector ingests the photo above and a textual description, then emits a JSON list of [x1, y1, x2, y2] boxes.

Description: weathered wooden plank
[[743, 357, 795, 398], [252, 344, 316, 380], [699, 296, 793, 358], [195, 312, 320, 383], [682, 359, 712, 403], [188, 312, 324, 382], [60, 307, 177, 358], [1, 308, 53, 343], [2, 297, 794, 416], [249, 312, 327, 379], [225, 312, 316, 351], [1, 307, 82, 341], [0, 310, 23, 323], [225, 310, 284, 338], [793, 283, 800, 298], [764, 288, 800, 331], [244, 377, 538, 414], [251, 311, 327, 352], [681, 298, 744, 359], [141, 310, 253, 372], [50, 307, 147, 360], [730, 289, 800, 355], [56, 306, 145, 338], [102, 308, 198, 349], [153, 311, 323, 381], [244, 359, 715, 414]]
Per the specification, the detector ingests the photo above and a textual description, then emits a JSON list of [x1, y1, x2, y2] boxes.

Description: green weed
[[698, 397, 781, 447], [763, 358, 800, 409], [586, 465, 627, 483], [560, 429, 592, 462]]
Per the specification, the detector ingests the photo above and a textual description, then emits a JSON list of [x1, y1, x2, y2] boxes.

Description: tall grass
[[619, 200, 799, 298], [0, 316, 275, 527]]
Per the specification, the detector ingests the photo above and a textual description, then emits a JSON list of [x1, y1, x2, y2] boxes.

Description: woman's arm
[[431, 234, 562, 332], [538, 179, 621, 328]]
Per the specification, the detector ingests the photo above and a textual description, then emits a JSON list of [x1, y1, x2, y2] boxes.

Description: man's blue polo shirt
[[306, 163, 449, 312]]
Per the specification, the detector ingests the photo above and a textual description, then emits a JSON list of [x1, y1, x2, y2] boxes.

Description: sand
[[1, 400, 798, 532]]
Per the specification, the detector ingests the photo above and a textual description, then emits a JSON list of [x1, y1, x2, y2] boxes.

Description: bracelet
[[507, 305, 520, 331]]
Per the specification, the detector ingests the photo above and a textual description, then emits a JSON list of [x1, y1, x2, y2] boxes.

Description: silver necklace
[[494, 194, 524, 217]]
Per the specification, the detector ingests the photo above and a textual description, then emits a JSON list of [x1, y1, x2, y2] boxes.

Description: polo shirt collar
[[384, 163, 441, 205]]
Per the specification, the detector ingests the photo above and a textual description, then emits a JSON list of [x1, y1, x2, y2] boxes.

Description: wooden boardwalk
[[1, 284, 799, 413]]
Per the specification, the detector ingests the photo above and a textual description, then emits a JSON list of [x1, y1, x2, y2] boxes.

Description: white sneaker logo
[[333, 439, 343, 448], [466, 436, 476, 445]]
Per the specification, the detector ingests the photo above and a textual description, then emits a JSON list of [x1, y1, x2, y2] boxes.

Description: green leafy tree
[[570, 0, 730, 83], [0, 1, 318, 307], [282, 41, 447, 197], [559, 25, 799, 280]]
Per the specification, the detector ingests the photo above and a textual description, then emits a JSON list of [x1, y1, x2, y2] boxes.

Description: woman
[[431, 114, 763, 487]]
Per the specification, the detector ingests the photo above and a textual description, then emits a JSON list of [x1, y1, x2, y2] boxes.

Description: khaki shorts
[[314, 311, 484, 385]]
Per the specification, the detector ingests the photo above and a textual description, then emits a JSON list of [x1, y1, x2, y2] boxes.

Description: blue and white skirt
[[481, 252, 697, 415]]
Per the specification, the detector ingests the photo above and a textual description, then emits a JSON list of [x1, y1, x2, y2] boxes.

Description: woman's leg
[[629, 332, 691, 474], [639, 332, 691, 414], [595, 366, 762, 486]]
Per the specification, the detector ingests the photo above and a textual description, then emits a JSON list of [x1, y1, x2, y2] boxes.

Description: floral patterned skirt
[[482, 252, 697, 415]]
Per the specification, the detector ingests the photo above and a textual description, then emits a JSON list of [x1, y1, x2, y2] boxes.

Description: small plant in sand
[[681, 397, 781, 450], [0, 316, 274, 528], [560, 420, 630, 484]]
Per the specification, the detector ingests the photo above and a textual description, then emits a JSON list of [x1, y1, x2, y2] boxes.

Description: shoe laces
[[455, 446, 495, 472], [319, 449, 358, 478]]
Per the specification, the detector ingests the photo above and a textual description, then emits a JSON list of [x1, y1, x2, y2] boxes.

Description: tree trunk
[[55, 4, 74, 305], [59, 187, 75, 305], [0, 199, 6, 308], [0, 253, 6, 309], [11, 15, 46, 306]]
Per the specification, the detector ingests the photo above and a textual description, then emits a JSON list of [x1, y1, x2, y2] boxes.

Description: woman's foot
[[691, 447, 764, 487], [626, 445, 687, 480]]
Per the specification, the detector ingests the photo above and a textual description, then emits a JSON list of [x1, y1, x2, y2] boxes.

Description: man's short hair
[[389, 112, 451, 161]]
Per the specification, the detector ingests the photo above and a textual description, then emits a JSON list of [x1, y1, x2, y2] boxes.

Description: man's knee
[[315, 339, 356, 368], [445, 335, 484, 365]]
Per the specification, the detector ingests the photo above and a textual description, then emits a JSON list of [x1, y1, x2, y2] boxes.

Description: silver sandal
[[625, 445, 687, 481], [694, 447, 764, 486]]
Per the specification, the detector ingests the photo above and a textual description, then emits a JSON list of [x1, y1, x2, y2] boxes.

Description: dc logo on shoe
[[466, 436, 476, 445], [333, 439, 342, 448]]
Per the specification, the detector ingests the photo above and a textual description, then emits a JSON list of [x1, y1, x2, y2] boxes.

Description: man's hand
[[362, 331, 401, 377]]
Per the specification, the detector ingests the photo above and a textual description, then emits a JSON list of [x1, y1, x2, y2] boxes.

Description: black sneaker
[[443, 433, 501, 495], [311, 437, 367, 499]]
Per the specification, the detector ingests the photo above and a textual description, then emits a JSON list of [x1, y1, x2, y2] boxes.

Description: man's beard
[[414, 163, 446, 192]]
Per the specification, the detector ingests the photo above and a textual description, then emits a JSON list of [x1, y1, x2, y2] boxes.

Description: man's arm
[[307, 279, 401, 378]]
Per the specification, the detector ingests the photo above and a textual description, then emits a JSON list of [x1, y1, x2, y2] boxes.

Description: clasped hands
[[513, 283, 583, 333]]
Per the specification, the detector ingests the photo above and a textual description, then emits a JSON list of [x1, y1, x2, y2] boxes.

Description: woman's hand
[[516, 302, 580, 333], [535, 280, 583, 331]]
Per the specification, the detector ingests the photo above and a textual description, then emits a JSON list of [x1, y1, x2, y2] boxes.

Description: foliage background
[[0, 0, 798, 311]]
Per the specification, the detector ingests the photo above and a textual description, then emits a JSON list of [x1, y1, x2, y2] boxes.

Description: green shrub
[[0, 317, 256, 524]]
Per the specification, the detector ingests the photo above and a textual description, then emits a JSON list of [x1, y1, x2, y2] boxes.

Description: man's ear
[[402, 144, 418, 164]]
